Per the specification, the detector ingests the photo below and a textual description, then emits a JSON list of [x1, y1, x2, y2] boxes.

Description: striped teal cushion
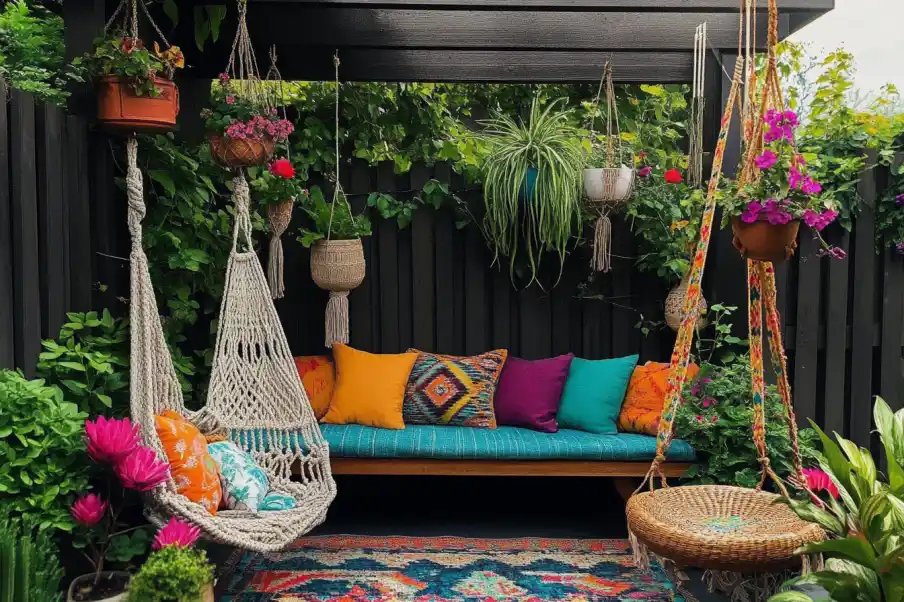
[[320, 424, 695, 462]]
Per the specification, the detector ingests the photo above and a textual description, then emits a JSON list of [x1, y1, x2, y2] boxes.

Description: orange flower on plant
[[154, 42, 185, 70], [670, 220, 689, 232]]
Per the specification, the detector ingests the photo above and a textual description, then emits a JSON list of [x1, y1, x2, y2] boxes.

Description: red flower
[[802, 468, 839, 499], [120, 38, 143, 55], [664, 169, 683, 184], [269, 158, 295, 179]]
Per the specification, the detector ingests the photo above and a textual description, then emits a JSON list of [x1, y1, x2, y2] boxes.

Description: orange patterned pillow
[[154, 410, 222, 515], [617, 362, 700, 435], [294, 356, 335, 420]]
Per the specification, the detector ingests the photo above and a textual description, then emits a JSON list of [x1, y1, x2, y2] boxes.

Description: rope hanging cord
[[264, 46, 293, 300]]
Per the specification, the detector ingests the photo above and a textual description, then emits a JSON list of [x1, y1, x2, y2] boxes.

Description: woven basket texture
[[310, 238, 366, 292]]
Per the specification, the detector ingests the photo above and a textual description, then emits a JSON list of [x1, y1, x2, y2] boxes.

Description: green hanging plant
[[479, 98, 585, 286]]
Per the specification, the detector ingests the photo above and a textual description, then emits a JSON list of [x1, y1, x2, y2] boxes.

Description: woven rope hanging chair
[[123, 0, 335, 553], [626, 0, 823, 577]]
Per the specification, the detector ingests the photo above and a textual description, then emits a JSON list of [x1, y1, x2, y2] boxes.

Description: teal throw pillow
[[207, 441, 269, 512], [556, 355, 639, 434]]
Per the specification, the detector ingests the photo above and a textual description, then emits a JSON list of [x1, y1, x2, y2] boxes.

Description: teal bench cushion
[[320, 424, 695, 462]]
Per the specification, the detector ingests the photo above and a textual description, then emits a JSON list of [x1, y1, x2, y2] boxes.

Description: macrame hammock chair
[[123, 0, 335, 552], [626, 0, 823, 594]]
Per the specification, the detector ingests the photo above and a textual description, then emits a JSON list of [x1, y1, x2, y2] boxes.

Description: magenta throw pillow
[[493, 354, 574, 432]]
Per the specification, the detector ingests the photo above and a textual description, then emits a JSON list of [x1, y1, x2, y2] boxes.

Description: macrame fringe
[[702, 569, 793, 602], [325, 290, 350, 348], [591, 211, 613, 272], [267, 235, 285, 299], [629, 530, 650, 571], [801, 553, 824, 575]]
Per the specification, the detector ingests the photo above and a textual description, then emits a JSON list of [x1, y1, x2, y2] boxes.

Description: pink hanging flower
[[802, 177, 823, 196], [85, 417, 140, 464], [788, 167, 804, 190], [226, 95, 236, 105], [741, 200, 763, 224], [695, 415, 703, 422], [803, 209, 838, 232], [895, 193, 904, 207], [802, 467, 839, 499], [711, 415, 718, 423], [637, 166, 653, 177], [152, 518, 201, 550], [115, 447, 169, 492], [71, 494, 108, 527], [754, 150, 778, 170]]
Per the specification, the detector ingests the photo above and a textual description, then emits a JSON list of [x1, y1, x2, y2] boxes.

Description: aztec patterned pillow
[[207, 441, 270, 512], [403, 349, 508, 428]]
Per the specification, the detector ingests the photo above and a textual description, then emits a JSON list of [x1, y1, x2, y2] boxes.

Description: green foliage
[[0, 510, 65, 602], [76, 34, 182, 97], [297, 186, 371, 247], [771, 398, 904, 602], [248, 162, 305, 206], [36, 310, 130, 417], [0, 0, 72, 105], [0, 370, 89, 532], [877, 159, 904, 250], [480, 99, 585, 286], [126, 546, 214, 602]]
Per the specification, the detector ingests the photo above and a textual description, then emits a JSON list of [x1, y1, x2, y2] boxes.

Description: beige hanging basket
[[266, 199, 294, 299], [584, 166, 635, 204], [311, 238, 365, 347], [664, 273, 708, 331]]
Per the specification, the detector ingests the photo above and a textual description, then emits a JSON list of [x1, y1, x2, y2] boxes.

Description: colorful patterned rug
[[221, 535, 682, 601]]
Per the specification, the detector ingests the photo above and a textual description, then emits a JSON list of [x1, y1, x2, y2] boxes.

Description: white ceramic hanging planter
[[583, 165, 635, 203]]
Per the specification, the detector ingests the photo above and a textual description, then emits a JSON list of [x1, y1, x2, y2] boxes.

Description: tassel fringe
[[325, 290, 350, 347], [267, 234, 285, 299], [591, 211, 613, 272]]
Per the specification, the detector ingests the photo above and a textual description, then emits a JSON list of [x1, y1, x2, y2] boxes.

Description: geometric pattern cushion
[[403, 349, 507, 428]]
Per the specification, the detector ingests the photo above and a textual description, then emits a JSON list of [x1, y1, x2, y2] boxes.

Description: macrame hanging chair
[[584, 62, 635, 273], [626, 0, 823, 592], [125, 0, 335, 553]]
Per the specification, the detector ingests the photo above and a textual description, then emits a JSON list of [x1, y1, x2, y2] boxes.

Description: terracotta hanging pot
[[731, 216, 800, 263], [97, 75, 179, 133], [665, 273, 708, 332], [311, 238, 366, 347], [208, 134, 275, 168]]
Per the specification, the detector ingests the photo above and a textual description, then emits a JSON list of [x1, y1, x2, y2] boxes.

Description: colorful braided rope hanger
[[626, 0, 823, 580]]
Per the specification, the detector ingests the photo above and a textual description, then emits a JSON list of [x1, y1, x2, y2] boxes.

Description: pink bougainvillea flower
[[754, 150, 778, 170], [85, 416, 140, 464], [802, 467, 839, 499], [637, 166, 653, 177], [788, 167, 804, 190], [71, 493, 108, 527], [152, 518, 201, 550], [803, 209, 837, 232], [269, 158, 295, 179], [802, 177, 823, 196], [740, 200, 763, 224], [829, 247, 847, 260], [115, 447, 169, 492]]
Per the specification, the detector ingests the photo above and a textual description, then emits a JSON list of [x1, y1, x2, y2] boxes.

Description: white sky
[[790, 0, 904, 94]]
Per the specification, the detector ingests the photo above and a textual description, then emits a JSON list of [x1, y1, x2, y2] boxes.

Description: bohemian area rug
[[221, 535, 682, 601]]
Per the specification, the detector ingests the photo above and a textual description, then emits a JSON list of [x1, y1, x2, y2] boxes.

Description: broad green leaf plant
[[479, 98, 585, 286], [770, 397, 904, 602]]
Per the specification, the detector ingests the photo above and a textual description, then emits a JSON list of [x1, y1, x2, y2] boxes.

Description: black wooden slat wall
[[0, 90, 93, 376]]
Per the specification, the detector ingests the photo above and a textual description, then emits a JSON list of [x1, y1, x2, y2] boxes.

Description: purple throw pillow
[[494, 354, 574, 433]]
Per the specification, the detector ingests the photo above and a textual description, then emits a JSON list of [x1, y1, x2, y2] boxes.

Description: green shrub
[[0, 509, 65, 602], [37, 310, 130, 417], [126, 546, 214, 602], [0, 370, 89, 531]]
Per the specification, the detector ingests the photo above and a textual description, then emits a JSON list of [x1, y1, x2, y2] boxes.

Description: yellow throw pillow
[[322, 344, 418, 429], [294, 355, 335, 420], [617, 362, 700, 435]]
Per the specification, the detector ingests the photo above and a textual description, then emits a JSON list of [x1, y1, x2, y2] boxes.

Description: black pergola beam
[[180, 0, 832, 11]]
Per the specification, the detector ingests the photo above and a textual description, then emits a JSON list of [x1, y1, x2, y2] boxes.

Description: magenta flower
[[711, 415, 718, 424], [71, 494, 108, 527], [803, 209, 837, 232], [829, 247, 847, 260], [802, 467, 839, 499], [763, 199, 792, 225], [897, 242, 904, 256], [741, 200, 763, 224], [896, 194, 904, 207], [226, 95, 235, 105], [637, 166, 653, 177], [85, 417, 140, 464], [152, 518, 201, 550], [788, 167, 804, 190], [802, 209, 820, 228], [115, 447, 169, 492], [695, 415, 703, 422], [754, 150, 777, 170], [802, 177, 822, 196]]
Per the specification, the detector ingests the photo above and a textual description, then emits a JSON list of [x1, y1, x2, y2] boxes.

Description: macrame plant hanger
[[127, 0, 335, 553], [265, 46, 294, 299], [587, 62, 634, 272], [625, 1, 821, 596], [309, 51, 367, 347]]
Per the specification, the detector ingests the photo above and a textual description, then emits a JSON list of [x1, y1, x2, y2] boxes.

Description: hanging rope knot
[[329, 290, 349, 299], [653, 453, 666, 464], [758, 456, 771, 468], [125, 138, 146, 240], [333, 53, 341, 69]]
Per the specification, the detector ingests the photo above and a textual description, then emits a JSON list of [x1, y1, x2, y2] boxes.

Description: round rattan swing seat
[[627, 485, 824, 571]]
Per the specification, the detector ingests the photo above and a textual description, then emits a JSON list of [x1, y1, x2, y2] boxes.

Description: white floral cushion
[[207, 441, 269, 512]]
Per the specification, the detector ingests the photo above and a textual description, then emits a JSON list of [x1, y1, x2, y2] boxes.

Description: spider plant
[[480, 98, 584, 286]]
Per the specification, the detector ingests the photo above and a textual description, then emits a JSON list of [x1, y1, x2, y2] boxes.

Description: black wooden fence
[[2, 87, 903, 450]]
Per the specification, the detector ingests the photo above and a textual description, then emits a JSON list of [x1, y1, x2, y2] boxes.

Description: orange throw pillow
[[322, 344, 418, 430], [294, 356, 335, 420], [617, 362, 700, 436], [154, 410, 222, 515]]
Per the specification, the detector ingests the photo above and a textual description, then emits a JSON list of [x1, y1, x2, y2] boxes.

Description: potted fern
[[479, 99, 584, 285]]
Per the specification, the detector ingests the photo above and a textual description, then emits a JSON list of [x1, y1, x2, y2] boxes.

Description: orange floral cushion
[[617, 362, 700, 436], [154, 410, 222, 515], [294, 356, 335, 420]]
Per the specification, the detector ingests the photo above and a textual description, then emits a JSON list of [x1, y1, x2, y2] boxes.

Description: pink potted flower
[[68, 417, 170, 602]]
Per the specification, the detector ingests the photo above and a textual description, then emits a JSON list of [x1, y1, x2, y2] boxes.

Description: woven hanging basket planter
[[731, 217, 800, 263], [664, 273, 708, 332], [209, 134, 275, 168], [97, 75, 179, 133], [311, 238, 366, 347], [583, 166, 635, 204], [627, 485, 824, 572], [266, 199, 294, 299]]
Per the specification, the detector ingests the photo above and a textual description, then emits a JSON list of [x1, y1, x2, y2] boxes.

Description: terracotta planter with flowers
[[97, 75, 179, 133], [731, 216, 801, 263], [209, 134, 275, 168]]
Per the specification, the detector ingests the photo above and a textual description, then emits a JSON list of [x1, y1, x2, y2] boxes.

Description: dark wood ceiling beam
[[246, 8, 770, 50], [178, 0, 832, 11]]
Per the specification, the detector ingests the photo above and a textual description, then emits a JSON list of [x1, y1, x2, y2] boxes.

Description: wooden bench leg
[[612, 477, 642, 502]]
